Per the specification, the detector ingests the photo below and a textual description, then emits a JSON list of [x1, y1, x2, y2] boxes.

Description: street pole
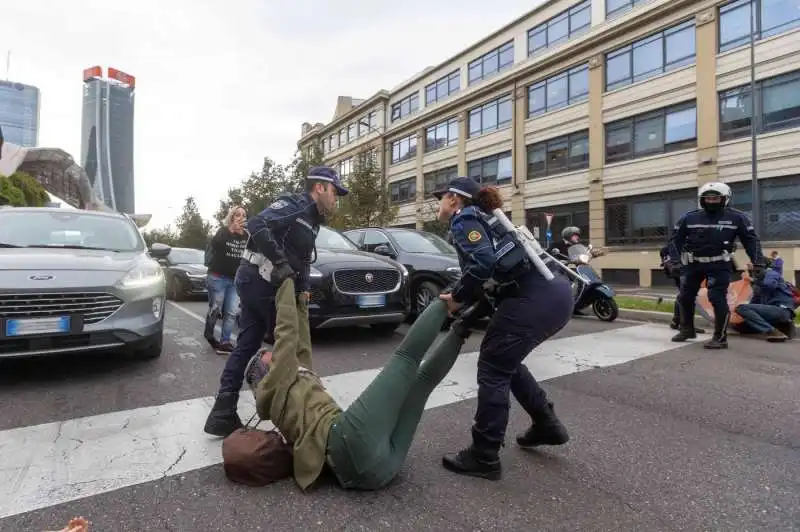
[[749, 0, 760, 232]]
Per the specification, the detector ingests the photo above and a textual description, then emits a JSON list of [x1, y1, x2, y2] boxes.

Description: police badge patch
[[467, 230, 482, 243], [269, 199, 288, 209]]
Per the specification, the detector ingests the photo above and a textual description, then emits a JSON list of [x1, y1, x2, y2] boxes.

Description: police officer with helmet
[[550, 226, 582, 259], [433, 176, 574, 481], [667, 181, 765, 349], [203, 166, 349, 437]]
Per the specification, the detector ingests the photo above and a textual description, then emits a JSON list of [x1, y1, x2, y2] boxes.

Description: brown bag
[[222, 415, 293, 487]]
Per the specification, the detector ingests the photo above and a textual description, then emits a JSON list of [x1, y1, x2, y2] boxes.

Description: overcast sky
[[2, 0, 537, 229]]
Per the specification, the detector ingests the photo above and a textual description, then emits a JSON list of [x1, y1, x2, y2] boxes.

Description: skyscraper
[[80, 66, 136, 213], [0, 80, 40, 147]]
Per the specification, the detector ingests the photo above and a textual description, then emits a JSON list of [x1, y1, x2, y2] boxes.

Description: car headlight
[[446, 266, 462, 278], [186, 272, 206, 279], [310, 266, 323, 278], [398, 263, 409, 279], [120, 260, 164, 289], [578, 254, 590, 264]]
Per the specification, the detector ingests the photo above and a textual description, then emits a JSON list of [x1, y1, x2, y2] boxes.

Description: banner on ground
[[695, 278, 753, 326]]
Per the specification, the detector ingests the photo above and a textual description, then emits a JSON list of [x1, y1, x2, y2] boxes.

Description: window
[[390, 177, 417, 205], [425, 117, 459, 152], [338, 158, 353, 179], [356, 148, 380, 169], [329, 134, 336, 151], [322, 138, 329, 154], [605, 101, 697, 163], [390, 134, 418, 164], [425, 70, 461, 105], [606, 0, 646, 19], [391, 92, 420, 123], [605, 190, 696, 245], [338, 128, 347, 146], [423, 166, 458, 196], [468, 42, 514, 85], [719, 0, 800, 52], [525, 202, 590, 245], [358, 111, 378, 136], [605, 20, 696, 91], [347, 123, 356, 142], [526, 130, 589, 179], [468, 94, 512, 137], [729, 176, 800, 240], [719, 70, 800, 141], [528, 63, 589, 116], [527, 1, 591, 56], [467, 151, 513, 186]]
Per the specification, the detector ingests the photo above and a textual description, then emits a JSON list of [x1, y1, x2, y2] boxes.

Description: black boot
[[703, 334, 728, 349], [442, 445, 502, 481], [671, 328, 697, 342], [203, 392, 243, 437], [516, 401, 569, 448]]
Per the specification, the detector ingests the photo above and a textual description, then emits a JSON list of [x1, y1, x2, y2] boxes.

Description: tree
[[141, 226, 180, 247], [0, 172, 49, 207], [420, 199, 450, 237], [175, 195, 212, 250], [215, 157, 302, 222], [329, 149, 397, 230]]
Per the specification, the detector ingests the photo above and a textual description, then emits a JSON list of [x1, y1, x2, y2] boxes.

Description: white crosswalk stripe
[[0, 322, 688, 519]]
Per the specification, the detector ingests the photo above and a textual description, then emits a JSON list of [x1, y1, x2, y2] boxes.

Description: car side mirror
[[373, 244, 395, 258], [149, 242, 172, 259]]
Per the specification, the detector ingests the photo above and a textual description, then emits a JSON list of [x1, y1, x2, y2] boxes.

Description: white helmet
[[698, 182, 731, 211]]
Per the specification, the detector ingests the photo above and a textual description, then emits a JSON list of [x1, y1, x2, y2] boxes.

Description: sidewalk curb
[[619, 308, 706, 326]]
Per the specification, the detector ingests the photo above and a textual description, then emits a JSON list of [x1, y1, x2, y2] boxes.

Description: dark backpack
[[222, 415, 293, 486], [786, 281, 800, 308]]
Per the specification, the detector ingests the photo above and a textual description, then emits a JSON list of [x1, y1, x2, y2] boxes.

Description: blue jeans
[[734, 303, 793, 333], [204, 273, 240, 344]]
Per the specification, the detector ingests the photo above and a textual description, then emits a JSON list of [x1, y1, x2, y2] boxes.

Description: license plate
[[357, 294, 386, 308], [5, 316, 70, 337]]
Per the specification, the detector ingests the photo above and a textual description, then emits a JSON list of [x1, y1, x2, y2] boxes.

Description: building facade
[[298, 0, 800, 287], [80, 66, 136, 214], [0, 80, 40, 147]]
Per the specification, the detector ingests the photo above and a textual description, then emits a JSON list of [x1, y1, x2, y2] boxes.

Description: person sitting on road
[[246, 276, 478, 491], [734, 261, 796, 342]]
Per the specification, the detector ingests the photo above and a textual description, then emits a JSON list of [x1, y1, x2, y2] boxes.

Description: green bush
[[0, 176, 26, 206], [8, 172, 49, 207]]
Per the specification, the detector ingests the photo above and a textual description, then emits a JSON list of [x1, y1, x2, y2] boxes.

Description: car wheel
[[169, 277, 186, 301], [135, 331, 164, 359], [415, 281, 442, 316], [370, 323, 400, 337]]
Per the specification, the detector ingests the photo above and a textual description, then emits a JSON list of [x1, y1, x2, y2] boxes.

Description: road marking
[[167, 300, 207, 324], [0, 323, 690, 519]]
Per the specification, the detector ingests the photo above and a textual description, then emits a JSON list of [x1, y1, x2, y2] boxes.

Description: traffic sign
[[545, 213, 554, 226]]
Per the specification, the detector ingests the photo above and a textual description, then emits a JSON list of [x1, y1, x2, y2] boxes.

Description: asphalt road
[[0, 299, 798, 531]]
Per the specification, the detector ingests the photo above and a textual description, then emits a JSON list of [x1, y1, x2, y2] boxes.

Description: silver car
[[0, 207, 170, 360]]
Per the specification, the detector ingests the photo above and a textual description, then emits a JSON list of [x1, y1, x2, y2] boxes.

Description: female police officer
[[433, 176, 574, 480]]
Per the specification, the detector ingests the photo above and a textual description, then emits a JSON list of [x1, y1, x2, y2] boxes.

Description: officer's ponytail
[[474, 186, 503, 213]]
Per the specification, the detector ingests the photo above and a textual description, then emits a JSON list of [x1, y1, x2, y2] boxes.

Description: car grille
[[333, 269, 400, 294], [0, 292, 124, 325]]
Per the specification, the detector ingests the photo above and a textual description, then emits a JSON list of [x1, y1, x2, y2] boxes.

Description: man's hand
[[439, 293, 463, 316], [297, 291, 310, 305], [270, 262, 295, 286]]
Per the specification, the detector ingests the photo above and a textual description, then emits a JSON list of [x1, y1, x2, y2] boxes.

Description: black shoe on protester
[[442, 446, 502, 481], [203, 392, 243, 437], [516, 401, 570, 448]]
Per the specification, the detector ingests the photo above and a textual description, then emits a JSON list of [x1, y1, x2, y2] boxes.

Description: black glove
[[270, 261, 295, 286]]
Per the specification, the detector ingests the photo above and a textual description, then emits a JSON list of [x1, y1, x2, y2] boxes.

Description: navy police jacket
[[751, 269, 797, 315], [245, 192, 323, 292], [668, 208, 762, 269]]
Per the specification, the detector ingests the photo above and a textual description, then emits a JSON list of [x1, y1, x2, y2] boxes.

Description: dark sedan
[[344, 227, 461, 319], [159, 247, 208, 301], [307, 226, 411, 335]]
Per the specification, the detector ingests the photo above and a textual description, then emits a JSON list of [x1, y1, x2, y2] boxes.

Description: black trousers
[[678, 266, 732, 339], [471, 273, 574, 452]]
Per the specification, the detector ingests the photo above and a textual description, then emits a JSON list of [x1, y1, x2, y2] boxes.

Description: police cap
[[308, 166, 349, 196], [431, 176, 481, 201]]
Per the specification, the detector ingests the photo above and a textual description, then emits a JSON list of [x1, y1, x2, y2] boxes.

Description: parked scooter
[[563, 244, 619, 322]]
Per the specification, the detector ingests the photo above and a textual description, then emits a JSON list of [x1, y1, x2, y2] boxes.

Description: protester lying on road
[[247, 277, 475, 491], [733, 263, 797, 342]]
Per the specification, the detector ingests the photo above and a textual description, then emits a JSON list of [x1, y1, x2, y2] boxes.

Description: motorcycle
[[563, 244, 619, 322]]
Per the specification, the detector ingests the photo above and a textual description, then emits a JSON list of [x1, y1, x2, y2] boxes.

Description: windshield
[[316, 226, 358, 250], [391, 230, 455, 254], [0, 210, 144, 252], [169, 248, 205, 264], [568, 244, 590, 259]]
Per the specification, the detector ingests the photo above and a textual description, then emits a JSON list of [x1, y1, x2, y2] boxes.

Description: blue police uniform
[[669, 204, 763, 348], [204, 166, 348, 437], [434, 177, 574, 480]]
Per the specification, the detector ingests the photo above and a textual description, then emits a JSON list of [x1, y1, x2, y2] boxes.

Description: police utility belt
[[242, 250, 276, 282], [681, 250, 732, 265]]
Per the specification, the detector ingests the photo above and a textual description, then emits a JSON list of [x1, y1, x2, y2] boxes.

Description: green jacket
[[254, 279, 342, 491]]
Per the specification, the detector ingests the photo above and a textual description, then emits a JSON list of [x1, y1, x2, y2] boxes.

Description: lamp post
[[748, 0, 760, 232]]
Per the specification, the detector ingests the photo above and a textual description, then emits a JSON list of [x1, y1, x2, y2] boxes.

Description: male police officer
[[668, 182, 765, 349], [203, 166, 348, 437]]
